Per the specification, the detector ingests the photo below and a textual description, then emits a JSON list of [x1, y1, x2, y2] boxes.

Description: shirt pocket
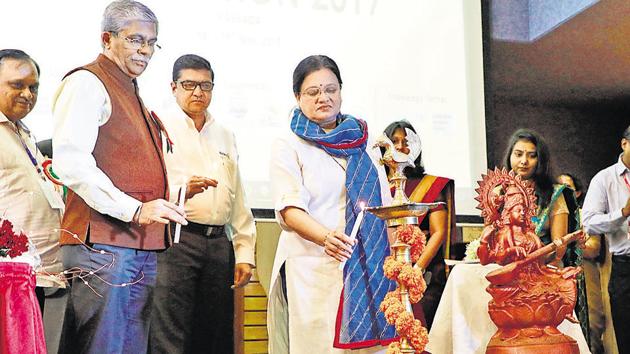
[[218, 155, 236, 198], [126, 190, 155, 203]]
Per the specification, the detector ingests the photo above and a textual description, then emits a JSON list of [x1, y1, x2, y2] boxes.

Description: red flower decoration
[[0, 218, 30, 259]]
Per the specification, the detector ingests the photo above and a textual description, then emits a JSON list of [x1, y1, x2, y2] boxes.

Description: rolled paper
[[173, 185, 186, 244]]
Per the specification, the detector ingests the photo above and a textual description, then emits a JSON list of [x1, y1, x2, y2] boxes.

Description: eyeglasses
[[178, 80, 214, 92], [113, 33, 161, 50], [300, 84, 340, 99]]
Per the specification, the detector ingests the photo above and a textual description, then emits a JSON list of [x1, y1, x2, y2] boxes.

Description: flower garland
[[464, 237, 481, 262], [0, 218, 29, 258], [380, 224, 430, 353]]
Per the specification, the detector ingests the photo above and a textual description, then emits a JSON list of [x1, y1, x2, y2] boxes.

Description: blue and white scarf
[[290, 108, 396, 348]]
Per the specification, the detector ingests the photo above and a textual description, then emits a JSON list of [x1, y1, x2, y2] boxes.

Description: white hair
[[101, 0, 158, 34]]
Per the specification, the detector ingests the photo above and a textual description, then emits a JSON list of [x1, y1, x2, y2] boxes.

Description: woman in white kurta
[[267, 55, 394, 353]]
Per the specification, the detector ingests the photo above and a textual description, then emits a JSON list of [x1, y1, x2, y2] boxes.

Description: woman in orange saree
[[383, 120, 457, 330]]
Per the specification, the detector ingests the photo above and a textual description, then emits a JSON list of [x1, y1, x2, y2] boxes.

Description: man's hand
[[233, 263, 253, 289], [185, 175, 218, 200], [622, 197, 630, 217], [134, 199, 187, 225]]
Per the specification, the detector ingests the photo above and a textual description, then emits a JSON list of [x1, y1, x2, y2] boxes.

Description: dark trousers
[[35, 286, 45, 314], [609, 256, 630, 354], [59, 244, 157, 354], [149, 228, 235, 354]]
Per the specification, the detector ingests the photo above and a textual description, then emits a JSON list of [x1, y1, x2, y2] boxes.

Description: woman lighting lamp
[[267, 55, 396, 353]]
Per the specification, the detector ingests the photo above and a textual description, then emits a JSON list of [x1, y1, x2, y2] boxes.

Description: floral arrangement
[[380, 224, 430, 353], [0, 218, 29, 259], [464, 237, 481, 262]]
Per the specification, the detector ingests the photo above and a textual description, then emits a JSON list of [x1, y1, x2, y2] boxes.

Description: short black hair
[[623, 125, 630, 140], [0, 49, 40, 75], [558, 172, 585, 206], [172, 54, 213, 82], [558, 172, 583, 192], [292, 55, 342, 95]]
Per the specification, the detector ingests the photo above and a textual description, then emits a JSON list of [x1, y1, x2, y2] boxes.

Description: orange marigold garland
[[398, 264, 424, 291], [410, 325, 429, 351], [383, 256, 404, 279], [380, 224, 429, 353], [396, 224, 426, 263], [408, 284, 426, 304]]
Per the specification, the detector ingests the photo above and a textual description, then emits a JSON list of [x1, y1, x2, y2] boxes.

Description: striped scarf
[[290, 108, 396, 348]]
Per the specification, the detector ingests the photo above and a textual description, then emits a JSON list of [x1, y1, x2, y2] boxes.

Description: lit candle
[[339, 202, 365, 270], [349, 202, 366, 242]]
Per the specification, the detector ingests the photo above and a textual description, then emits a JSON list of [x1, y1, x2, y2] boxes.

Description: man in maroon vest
[[52, 1, 186, 353]]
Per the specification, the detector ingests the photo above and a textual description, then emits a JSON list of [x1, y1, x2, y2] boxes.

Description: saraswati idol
[[475, 168, 585, 354]]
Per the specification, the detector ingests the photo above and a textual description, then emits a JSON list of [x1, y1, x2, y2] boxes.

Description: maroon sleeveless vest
[[60, 54, 170, 250]]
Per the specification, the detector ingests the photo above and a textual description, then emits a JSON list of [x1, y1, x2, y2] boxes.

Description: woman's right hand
[[323, 230, 356, 262]]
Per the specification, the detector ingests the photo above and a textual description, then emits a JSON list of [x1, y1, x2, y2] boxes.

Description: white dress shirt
[[583, 155, 630, 255], [159, 106, 255, 265], [0, 111, 63, 287], [52, 70, 141, 223]]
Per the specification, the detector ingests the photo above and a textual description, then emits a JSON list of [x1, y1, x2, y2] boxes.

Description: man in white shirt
[[149, 54, 256, 354], [582, 125, 630, 354], [52, 2, 186, 353], [0, 47, 64, 337]]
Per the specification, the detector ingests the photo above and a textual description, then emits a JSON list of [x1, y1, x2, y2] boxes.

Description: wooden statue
[[475, 168, 584, 354]]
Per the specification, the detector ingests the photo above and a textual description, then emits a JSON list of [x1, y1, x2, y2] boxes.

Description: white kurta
[[267, 127, 391, 354], [0, 112, 63, 287]]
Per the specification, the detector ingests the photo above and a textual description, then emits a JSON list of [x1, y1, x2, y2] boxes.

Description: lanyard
[[623, 174, 630, 235], [13, 123, 43, 177]]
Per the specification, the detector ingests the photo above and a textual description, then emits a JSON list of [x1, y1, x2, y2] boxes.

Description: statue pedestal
[[486, 302, 581, 354], [487, 338, 578, 354], [425, 264, 589, 354]]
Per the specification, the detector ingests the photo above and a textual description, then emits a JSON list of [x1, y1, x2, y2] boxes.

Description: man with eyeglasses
[[52, 1, 186, 353], [148, 54, 256, 354]]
